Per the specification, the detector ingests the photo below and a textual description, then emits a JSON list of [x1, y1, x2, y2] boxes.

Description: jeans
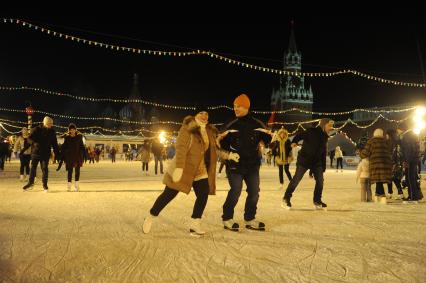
[[154, 156, 163, 174], [29, 157, 49, 185], [222, 167, 260, 221], [284, 166, 324, 203]]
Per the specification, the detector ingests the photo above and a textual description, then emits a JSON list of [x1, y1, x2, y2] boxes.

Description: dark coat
[[61, 133, 85, 170], [163, 116, 219, 195], [26, 125, 60, 159], [271, 139, 292, 165], [292, 126, 329, 170], [360, 137, 392, 184], [220, 114, 271, 173], [400, 130, 420, 163]]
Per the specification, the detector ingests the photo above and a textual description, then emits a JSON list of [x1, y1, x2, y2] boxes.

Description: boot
[[67, 182, 72, 192], [142, 214, 156, 234], [189, 218, 206, 236], [223, 219, 239, 231], [19, 175, 24, 182], [75, 181, 79, 192], [245, 219, 266, 231]]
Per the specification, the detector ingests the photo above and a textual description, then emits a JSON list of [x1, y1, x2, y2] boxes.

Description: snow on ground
[[1, 159, 426, 282]]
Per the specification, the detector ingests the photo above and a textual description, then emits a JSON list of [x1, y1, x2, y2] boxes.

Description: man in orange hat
[[219, 93, 272, 231]]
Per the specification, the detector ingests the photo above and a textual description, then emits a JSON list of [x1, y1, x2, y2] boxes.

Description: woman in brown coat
[[143, 106, 239, 236], [61, 123, 85, 192], [360, 128, 392, 203]]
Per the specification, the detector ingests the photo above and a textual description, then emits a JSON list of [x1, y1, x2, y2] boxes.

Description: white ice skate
[[67, 182, 72, 192], [75, 181, 79, 192], [142, 214, 156, 234], [245, 219, 266, 231], [189, 218, 206, 237], [223, 219, 239, 232]]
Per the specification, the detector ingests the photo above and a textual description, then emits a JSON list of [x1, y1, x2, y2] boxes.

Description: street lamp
[[25, 105, 34, 131]]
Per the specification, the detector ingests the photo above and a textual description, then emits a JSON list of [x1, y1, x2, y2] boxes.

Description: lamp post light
[[25, 105, 34, 131]]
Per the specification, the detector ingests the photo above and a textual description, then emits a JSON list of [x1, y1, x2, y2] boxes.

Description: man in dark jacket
[[151, 138, 164, 175], [282, 118, 334, 210], [399, 127, 423, 201], [22, 116, 60, 192], [0, 139, 9, 170], [219, 94, 272, 231]]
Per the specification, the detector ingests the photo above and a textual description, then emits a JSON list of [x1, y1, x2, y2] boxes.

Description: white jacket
[[356, 158, 370, 180], [13, 136, 32, 155]]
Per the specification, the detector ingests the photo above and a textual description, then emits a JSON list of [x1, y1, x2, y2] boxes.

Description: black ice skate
[[313, 201, 327, 211], [223, 220, 239, 232]]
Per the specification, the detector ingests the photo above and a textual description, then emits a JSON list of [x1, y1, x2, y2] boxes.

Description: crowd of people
[[1, 93, 425, 236]]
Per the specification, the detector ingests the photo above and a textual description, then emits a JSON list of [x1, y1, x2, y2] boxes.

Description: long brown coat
[[163, 116, 220, 195], [360, 137, 392, 184]]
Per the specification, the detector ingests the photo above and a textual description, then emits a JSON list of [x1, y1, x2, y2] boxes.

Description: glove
[[228, 152, 240, 162], [172, 168, 183, 182]]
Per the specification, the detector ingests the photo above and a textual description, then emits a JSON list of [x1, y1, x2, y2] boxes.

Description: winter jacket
[[400, 130, 420, 163], [220, 114, 271, 173], [13, 135, 32, 155], [163, 116, 226, 195], [356, 158, 370, 179], [360, 137, 392, 184], [61, 133, 85, 170], [271, 139, 292, 165], [292, 126, 329, 171], [24, 125, 60, 159]]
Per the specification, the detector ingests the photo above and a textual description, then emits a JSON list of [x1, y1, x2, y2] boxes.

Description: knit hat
[[194, 103, 209, 114], [233, 94, 250, 109], [68, 123, 77, 130]]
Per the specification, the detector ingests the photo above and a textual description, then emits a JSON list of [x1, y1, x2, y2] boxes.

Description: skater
[[219, 94, 272, 231], [335, 146, 344, 172], [13, 127, 32, 181], [271, 128, 293, 189], [329, 149, 335, 168], [151, 137, 164, 175], [22, 116, 60, 192], [142, 106, 238, 235], [360, 128, 392, 204], [282, 118, 334, 210], [398, 126, 423, 202], [110, 146, 117, 163], [60, 123, 85, 192], [356, 158, 372, 202], [140, 140, 151, 175]]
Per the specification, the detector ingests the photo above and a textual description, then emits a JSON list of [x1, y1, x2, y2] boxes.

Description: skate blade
[[314, 206, 327, 211], [245, 225, 266, 231], [189, 232, 204, 237], [224, 226, 239, 232]]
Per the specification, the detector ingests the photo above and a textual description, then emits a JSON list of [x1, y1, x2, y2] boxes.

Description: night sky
[[1, 17, 426, 128]]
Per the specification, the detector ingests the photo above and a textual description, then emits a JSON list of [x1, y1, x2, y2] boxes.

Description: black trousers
[[67, 167, 81, 182], [284, 166, 324, 203], [278, 164, 292, 184], [150, 178, 209, 218], [336, 158, 343, 169], [29, 157, 49, 185], [20, 154, 31, 175], [142, 162, 148, 171]]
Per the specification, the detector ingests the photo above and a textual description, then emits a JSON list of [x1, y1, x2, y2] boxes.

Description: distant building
[[118, 74, 147, 131], [270, 22, 313, 125]]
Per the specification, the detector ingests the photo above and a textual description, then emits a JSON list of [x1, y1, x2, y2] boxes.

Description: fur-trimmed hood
[[183, 115, 218, 136]]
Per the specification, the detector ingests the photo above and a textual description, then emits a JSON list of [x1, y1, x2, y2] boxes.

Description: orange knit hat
[[233, 94, 250, 109]]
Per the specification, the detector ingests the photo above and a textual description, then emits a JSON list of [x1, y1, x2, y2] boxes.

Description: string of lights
[[0, 118, 180, 135], [3, 18, 426, 87], [0, 86, 419, 115]]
